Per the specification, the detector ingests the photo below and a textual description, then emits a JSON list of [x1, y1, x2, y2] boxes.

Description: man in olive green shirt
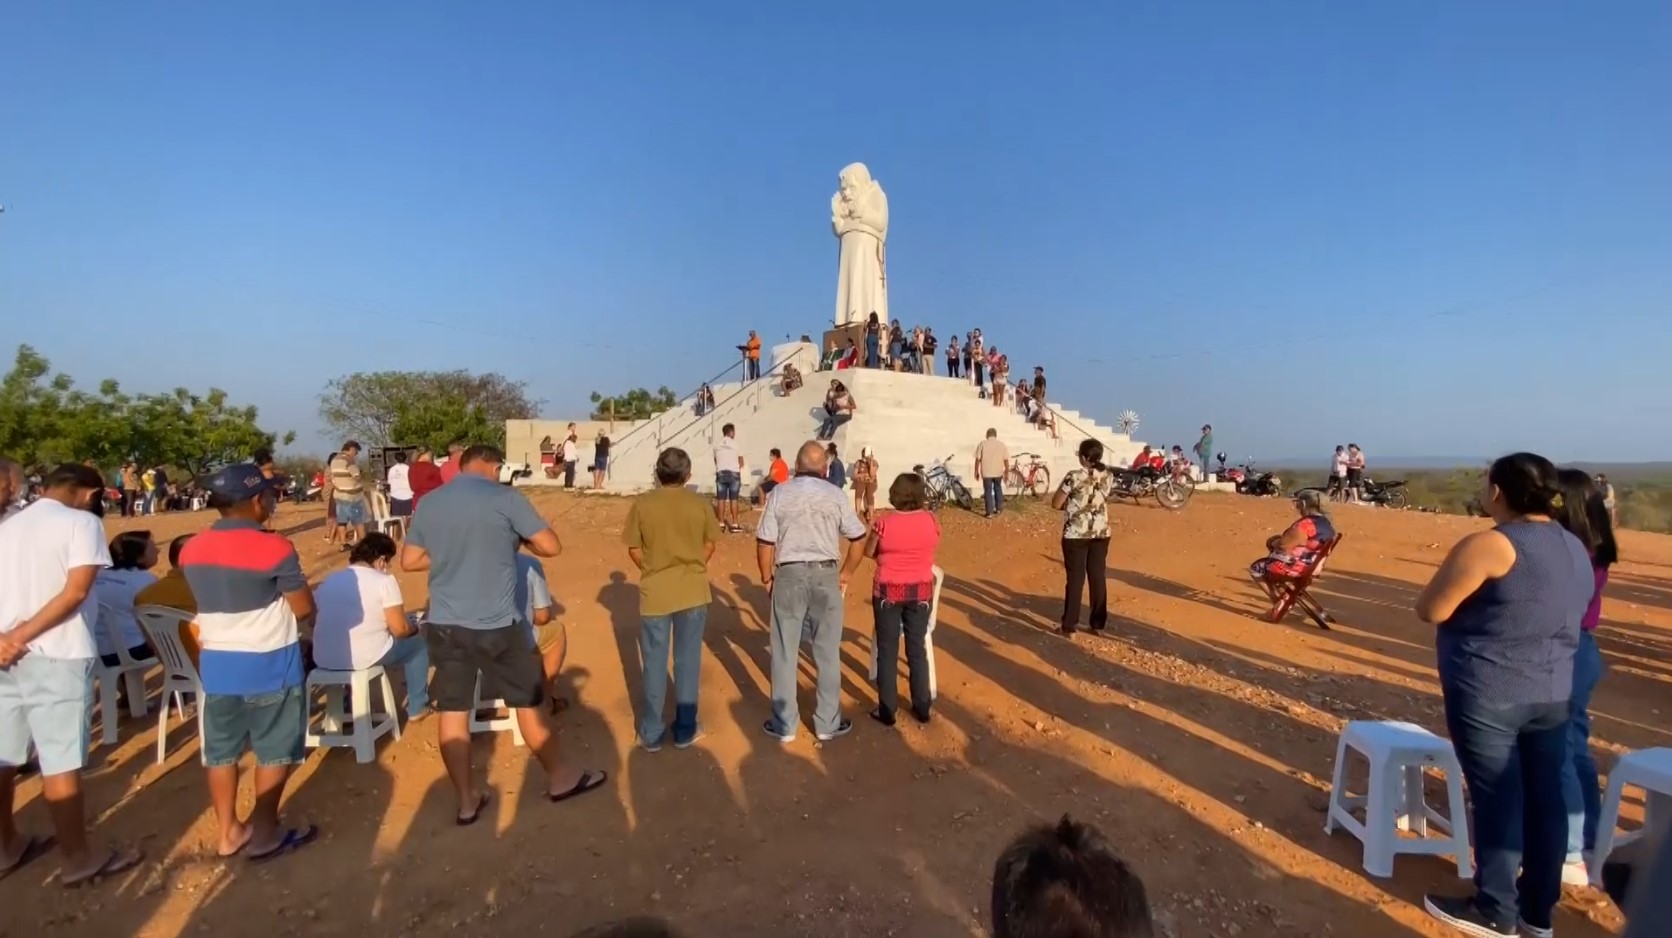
[[623, 447, 719, 751]]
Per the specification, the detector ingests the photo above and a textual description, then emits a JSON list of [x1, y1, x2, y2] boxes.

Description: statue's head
[[838, 163, 872, 200]]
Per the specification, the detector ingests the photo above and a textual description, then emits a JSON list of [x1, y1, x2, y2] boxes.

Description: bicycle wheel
[[1003, 468, 1025, 498], [1027, 466, 1052, 498], [1155, 478, 1192, 510], [949, 479, 976, 511]]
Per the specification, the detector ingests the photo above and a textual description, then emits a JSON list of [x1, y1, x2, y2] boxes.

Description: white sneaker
[[1560, 861, 1590, 888], [1517, 918, 1554, 938]]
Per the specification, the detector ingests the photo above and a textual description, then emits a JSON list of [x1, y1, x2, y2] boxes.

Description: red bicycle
[[1003, 452, 1052, 498]]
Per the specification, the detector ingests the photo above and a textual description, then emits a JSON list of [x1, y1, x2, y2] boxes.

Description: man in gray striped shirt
[[755, 441, 867, 743]]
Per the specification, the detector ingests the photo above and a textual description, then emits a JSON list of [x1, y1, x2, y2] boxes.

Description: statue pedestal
[[823, 322, 867, 364]]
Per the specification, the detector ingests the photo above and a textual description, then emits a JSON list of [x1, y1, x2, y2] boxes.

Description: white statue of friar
[[831, 163, 888, 328]]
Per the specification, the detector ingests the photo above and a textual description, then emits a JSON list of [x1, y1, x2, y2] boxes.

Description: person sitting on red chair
[[1249, 489, 1336, 593]]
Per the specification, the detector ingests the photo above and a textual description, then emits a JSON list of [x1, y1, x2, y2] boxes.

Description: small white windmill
[[1115, 410, 1140, 436]]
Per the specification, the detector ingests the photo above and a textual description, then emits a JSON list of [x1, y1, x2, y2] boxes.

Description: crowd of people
[[2, 436, 1670, 936]]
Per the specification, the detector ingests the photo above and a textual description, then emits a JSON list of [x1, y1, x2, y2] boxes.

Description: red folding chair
[[1265, 533, 1344, 630]]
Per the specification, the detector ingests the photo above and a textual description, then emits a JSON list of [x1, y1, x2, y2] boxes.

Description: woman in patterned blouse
[[1051, 439, 1114, 637]]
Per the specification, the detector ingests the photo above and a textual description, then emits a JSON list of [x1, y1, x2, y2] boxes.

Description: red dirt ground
[[3, 491, 1667, 937]]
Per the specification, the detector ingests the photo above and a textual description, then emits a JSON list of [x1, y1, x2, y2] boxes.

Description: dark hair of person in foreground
[[569, 918, 685, 938], [992, 814, 1154, 938]]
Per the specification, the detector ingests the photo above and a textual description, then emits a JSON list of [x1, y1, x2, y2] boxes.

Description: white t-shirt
[[1332, 453, 1349, 477], [714, 437, 742, 474], [311, 566, 405, 670], [386, 463, 414, 500], [561, 438, 578, 462], [94, 568, 159, 657], [0, 499, 112, 660]]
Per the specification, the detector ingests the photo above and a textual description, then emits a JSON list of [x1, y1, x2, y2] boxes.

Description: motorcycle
[[1358, 477, 1408, 509], [1110, 465, 1192, 510], [1234, 459, 1283, 497], [1213, 452, 1245, 485]]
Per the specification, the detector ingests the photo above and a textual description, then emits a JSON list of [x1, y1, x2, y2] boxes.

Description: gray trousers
[[768, 561, 844, 737]]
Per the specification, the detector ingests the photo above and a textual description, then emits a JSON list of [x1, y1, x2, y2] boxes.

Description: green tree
[[588, 386, 678, 421], [0, 344, 291, 474], [317, 370, 540, 452]]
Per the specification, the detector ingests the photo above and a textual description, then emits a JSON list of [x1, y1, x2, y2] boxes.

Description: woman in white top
[[385, 452, 415, 518], [310, 533, 430, 719], [95, 530, 160, 666]]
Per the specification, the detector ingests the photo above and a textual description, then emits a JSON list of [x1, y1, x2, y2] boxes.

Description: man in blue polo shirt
[[402, 444, 607, 825], [182, 463, 318, 862]]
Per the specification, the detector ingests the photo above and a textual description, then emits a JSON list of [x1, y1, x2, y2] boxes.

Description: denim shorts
[[334, 497, 369, 525], [203, 685, 306, 768], [716, 471, 741, 500], [0, 656, 93, 775]]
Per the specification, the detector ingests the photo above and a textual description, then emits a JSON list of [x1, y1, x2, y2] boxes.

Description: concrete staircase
[[836, 368, 1145, 496], [527, 352, 1146, 494]]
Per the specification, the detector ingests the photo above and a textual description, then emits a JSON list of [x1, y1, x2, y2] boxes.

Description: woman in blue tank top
[[1415, 452, 1592, 938]]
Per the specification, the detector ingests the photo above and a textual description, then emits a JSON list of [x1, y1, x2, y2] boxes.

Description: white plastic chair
[[304, 666, 402, 763], [1325, 720, 1473, 878], [1591, 747, 1672, 886], [135, 605, 208, 765], [369, 490, 405, 539], [93, 603, 157, 746], [867, 564, 943, 701], [467, 673, 527, 747]]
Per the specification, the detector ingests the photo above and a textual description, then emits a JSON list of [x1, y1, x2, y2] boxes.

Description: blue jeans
[[1564, 631, 1605, 861], [767, 562, 844, 737], [1442, 687, 1569, 930], [817, 411, 851, 440], [377, 634, 432, 718], [865, 335, 879, 368], [638, 606, 708, 746], [982, 477, 1004, 515]]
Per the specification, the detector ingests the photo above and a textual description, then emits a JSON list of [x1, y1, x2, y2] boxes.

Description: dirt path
[[3, 491, 1665, 937]]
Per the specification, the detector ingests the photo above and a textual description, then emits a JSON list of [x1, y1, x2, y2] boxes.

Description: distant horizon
[[4, 5, 1669, 462]]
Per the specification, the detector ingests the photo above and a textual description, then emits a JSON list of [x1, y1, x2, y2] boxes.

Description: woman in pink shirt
[[1553, 468, 1618, 886], [864, 472, 941, 726]]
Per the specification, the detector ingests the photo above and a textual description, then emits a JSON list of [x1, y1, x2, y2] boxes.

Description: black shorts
[[1346, 468, 1364, 486], [425, 623, 545, 711]]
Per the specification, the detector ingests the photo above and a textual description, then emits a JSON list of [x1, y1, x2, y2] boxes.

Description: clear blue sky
[[3, 2, 1668, 462]]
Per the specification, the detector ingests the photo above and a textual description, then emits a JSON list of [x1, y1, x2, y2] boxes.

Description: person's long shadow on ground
[[599, 571, 647, 730]]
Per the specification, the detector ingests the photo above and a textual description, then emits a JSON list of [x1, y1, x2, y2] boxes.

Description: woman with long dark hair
[[1416, 453, 1591, 938], [1552, 468, 1618, 887], [1050, 439, 1113, 637], [864, 312, 881, 369]]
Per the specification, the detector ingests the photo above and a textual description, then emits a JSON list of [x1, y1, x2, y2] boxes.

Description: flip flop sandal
[[548, 769, 609, 804], [247, 825, 319, 864], [61, 848, 143, 887], [455, 792, 491, 827], [0, 835, 55, 881]]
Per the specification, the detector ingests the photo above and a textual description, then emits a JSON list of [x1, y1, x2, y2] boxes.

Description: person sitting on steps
[[781, 363, 803, 395], [817, 380, 856, 441]]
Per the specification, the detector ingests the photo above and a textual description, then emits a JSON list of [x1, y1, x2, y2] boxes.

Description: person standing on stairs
[[743, 330, 762, 382], [864, 313, 882, 369], [713, 424, 744, 534], [921, 328, 937, 376], [946, 334, 962, 379]]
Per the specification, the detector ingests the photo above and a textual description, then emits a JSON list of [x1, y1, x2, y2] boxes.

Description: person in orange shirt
[[744, 330, 762, 382], [133, 534, 203, 665], [759, 448, 791, 502]]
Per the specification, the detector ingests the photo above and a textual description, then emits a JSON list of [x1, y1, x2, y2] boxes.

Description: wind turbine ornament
[[1116, 410, 1140, 435]]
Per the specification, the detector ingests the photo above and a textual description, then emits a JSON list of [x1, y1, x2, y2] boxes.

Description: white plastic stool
[[466, 673, 526, 747], [304, 666, 401, 763], [1590, 747, 1672, 887], [1325, 720, 1474, 878]]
